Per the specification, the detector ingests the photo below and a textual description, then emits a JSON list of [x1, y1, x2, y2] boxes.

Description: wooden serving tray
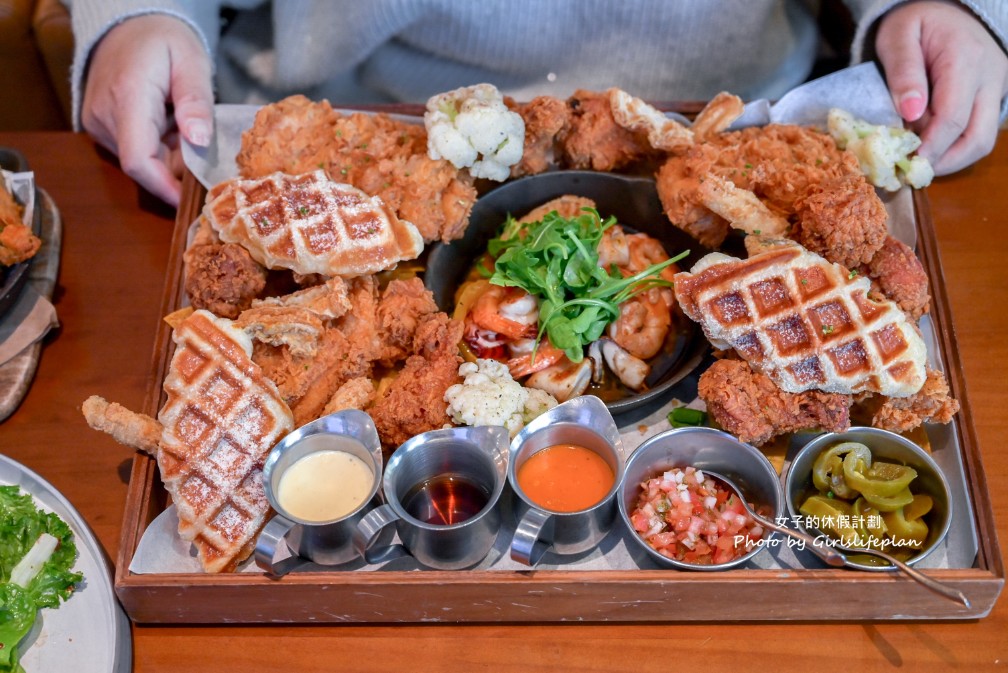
[[113, 164, 1004, 624]]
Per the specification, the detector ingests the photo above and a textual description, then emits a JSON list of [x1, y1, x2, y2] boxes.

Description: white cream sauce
[[277, 450, 374, 522]]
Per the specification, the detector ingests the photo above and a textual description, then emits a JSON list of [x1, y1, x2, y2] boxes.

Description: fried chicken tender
[[698, 358, 851, 446], [369, 313, 464, 448], [794, 174, 888, 268], [507, 95, 570, 177], [558, 89, 659, 171], [861, 235, 931, 320], [81, 395, 161, 456], [183, 242, 267, 319], [237, 95, 476, 243], [862, 368, 959, 433]]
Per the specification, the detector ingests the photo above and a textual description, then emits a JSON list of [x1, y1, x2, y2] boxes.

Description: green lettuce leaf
[[0, 485, 83, 673]]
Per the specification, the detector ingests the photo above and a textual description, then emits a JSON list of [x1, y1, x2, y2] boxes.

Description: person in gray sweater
[[65, 0, 1007, 206]]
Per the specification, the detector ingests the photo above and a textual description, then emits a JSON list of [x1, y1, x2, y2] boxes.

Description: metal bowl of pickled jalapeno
[[784, 427, 952, 571]]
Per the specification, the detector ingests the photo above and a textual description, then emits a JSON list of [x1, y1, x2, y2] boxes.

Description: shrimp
[[597, 338, 650, 390], [526, 359, 592, 403], [625, 232, 677, 282], [467, 284, 539, 340], [506, 338, 567, 378], [598, 224, 630, 269], [608, 288, 672, 360]]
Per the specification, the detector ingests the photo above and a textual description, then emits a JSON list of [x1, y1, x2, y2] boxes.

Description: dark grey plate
[[424, 170, 710, 414], [0, 147, 40, 319]]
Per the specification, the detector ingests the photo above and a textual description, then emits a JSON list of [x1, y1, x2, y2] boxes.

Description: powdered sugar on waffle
[[674, 243, 927, 398], [203, 169, 424, 278], [158, 309, 294, 572]]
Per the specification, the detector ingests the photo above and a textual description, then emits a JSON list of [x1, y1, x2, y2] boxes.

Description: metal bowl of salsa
[[617, 426, 784, 570]]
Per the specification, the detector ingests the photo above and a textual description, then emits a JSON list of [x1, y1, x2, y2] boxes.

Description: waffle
[[674, 242, 927, 398], [157, 309, 294, 573], [203, 169, 424, 278]]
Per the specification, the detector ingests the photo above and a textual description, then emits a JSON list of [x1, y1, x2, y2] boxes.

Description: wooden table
[[0, 130, 1005, 671]]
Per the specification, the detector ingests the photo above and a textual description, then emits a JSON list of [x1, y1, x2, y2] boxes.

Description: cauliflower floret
[[827, 108, 934, 191], [425, 83, 525, 182], [444, 359, 558, 438], [522, 387, 558, 423]]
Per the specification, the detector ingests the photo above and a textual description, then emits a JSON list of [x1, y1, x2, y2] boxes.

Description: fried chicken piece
[[860, 235, 930, 320], [333, 114, 476, 243], [698, 358, 851, 446], [0, 187, 21, 223], [237, 95, 477, 243], [81, 395, 161, 456], [794, 174, 888, 269], [695, 174, 790, 238], [690, 92, 745, 142], [234, 306, 324, 358], [377, 277, 441, 363], [337, 275, 385, 362], [383, 152, 476, 243], [236, 94, 342, 177], [609, 88, 694, 153], [0, 219, 41, 266], [508, 95, 570, 178], [183, 242, 267, 318], [558, 89, 658, 171], [657, 124, 863, 247], [254, 275, 393, 423], [0, 188, 41, 266], [321, 377, 376, 416], [861, 368, 959, 433], [251, 277, 351, 320], [255, 325, 374, 426], [369, 313, 464, 447], [655, 152, 729, 247]]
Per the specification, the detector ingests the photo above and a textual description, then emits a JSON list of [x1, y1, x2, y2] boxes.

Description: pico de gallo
[[628, 466, 765, 565]]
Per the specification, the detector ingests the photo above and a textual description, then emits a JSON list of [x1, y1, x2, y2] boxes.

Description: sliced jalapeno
[[811, 442, 868, 499], [861, 486, 914, 512], [881, 498, 930, 550], [842, 451, 918, 499]]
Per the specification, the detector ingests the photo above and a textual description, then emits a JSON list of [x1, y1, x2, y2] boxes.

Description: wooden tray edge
[[113, 169, 1006, 624], [913, 189, 1004, 579]]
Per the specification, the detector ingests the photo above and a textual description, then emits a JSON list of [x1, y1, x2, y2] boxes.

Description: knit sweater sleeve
[[64, 0, 225, 130], [844, 0, 1008, 119]]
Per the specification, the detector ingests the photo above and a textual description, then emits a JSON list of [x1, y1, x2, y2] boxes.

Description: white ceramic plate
[[0, 454, 131, 673]]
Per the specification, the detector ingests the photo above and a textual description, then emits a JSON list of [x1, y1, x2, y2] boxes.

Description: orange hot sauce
[[516, 444, 615, 513]]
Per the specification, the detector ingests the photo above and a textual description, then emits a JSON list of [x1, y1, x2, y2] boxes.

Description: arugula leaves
[[0, 485, 83, 673], [485, 207, 687, 362]]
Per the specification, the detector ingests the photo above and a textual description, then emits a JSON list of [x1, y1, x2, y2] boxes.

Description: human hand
[[875, 0, 1008, 175], [81, 14, 214, 206]]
